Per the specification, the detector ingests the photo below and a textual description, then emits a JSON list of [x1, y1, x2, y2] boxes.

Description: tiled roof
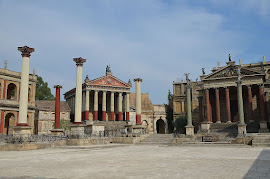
[[36, 100, 71, 112]]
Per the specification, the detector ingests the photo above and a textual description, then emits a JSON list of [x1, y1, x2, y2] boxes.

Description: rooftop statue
[[229, 54, 232, 62]]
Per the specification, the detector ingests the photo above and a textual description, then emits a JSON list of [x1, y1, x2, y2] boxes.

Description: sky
[[0, 0, 270, 104]]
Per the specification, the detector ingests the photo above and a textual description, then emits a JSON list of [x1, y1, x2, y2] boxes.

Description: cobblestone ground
[[0, 145, 269, 179]]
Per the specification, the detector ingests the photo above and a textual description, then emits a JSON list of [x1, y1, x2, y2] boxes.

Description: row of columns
[[82, 90, 130, 121], [202, 85, 267, 123]]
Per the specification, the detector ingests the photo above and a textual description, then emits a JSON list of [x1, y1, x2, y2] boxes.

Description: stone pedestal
[[185, 125, 194, 136], [200, 122, 211, 133], [259, 121, 269, 133], [50, 128, 64, 135], [237, 124, 247, 138], [132, 125, 146, 135], [12, 126, 32, 136], [70, 124, 86, 136]]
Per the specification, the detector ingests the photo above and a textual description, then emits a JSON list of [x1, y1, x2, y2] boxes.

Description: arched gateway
[[156, 118, 165, 134]]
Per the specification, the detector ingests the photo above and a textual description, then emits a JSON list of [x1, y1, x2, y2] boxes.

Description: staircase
[[251, 133, 270, 147], [138, 134, 174, 145]]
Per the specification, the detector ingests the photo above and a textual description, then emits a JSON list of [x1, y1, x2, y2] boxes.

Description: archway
[[4, 113, 16, 135], [7, 83, 17, 100], [142, 120, 148, 133], [156, 119, 165, 134]]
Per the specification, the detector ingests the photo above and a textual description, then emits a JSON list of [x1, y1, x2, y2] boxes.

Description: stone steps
[[251, 134, 270, 147], [138, 134, 174, 145]]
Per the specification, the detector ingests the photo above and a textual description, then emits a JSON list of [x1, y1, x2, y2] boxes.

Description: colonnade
[[200, 85, 268, 123], [80, 91, 130, 121]]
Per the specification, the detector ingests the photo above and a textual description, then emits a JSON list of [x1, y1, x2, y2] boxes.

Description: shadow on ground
[[244, 149, 270, 179]]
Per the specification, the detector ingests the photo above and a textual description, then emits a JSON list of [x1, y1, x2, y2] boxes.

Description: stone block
[[12, 126, 32, 136], [237, 124, 247, 138], [259, 121, 269, 133], [200, 122, 210, 133], [185, 125, 194, 136]]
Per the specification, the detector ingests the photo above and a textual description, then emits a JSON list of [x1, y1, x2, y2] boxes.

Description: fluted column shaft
[[118, 93, 123, 121], [110, 92, 114, 121], [102, 91, 106, 121], [18, 46, 34, 126], [94, 91, 98, 121], [134, 78, 142, 125], [225, 88, 231, 122], [85, 90, 90, 120], [215, 88, 221, 123]]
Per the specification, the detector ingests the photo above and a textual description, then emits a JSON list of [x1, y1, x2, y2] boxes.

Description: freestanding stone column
[[17, 46, 34, 127], [259, 85, 269, 133], [51, 85, 64, 135], [225, 88, 231, 123], [85, 90, 90, 120], [94, 90, 98, 121], [247, 86, 253, 122], [110, 92, 114, 121], [118, 92, 123, 121], [134, 78, 142, 125], [54, 85, 62, 128], [73, 57, 86, 124], [215, 88, 221, 123], [236, 78, 246, 137], [102, 91, 106, 121], [185, 81, 194, 136], [126, 93, 130, 121]]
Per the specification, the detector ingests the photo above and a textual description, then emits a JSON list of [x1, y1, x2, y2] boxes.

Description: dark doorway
[[231, 100, 238, 122], [4, 113, 16, 135], [98, 104, 102, 121], [156, 119, 165, 134]]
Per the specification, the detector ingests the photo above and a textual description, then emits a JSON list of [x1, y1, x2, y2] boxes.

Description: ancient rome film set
[[0, 45, 270, 147]]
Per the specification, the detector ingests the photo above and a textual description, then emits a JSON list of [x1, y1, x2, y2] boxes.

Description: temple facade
[[173, 56, 270, 134], [64, 66, 132, 123]]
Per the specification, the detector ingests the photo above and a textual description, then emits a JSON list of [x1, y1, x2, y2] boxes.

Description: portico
[[64, 66, 132, 123]]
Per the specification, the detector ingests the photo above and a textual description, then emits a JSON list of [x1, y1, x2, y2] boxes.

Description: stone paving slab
[[0, 145, 269, 179]]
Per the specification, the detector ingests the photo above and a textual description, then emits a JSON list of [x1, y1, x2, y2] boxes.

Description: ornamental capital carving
[[54, 85, 62, 88], [73, 57, 86, 66], [134, 78, 143, 82], [18, 46, 35, 57]]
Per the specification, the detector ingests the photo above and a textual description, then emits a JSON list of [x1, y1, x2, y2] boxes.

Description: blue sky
[[0, 0, 270, 104]]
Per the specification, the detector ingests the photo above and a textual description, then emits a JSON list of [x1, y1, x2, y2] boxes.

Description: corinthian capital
[[18, 46, 35, 57], [73, 57, 86, 66]]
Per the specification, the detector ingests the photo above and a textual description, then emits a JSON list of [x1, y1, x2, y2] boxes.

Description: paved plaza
[[0, 144, 269, 179]]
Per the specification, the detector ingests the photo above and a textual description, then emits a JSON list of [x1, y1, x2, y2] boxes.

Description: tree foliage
[[166, 90, 174, 133], [35, 76, 54, 100]]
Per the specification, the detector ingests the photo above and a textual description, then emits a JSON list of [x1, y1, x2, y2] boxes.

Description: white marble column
[[118, 92, 123, 121], [110, 92, 115, 121], [102, 91, 106, 121], [94, 90, 98, 121], [17, 46, 34, 126], [134, 78, 142, 125], [85, 90, 90, 120], [73, 57, 86, 124]]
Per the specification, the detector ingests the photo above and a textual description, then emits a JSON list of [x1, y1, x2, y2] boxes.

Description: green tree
[[35, 76, 54, 100], [166, 90, 174, 133]]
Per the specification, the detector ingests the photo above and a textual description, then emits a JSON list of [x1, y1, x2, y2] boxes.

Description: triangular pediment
[[203, 65, 263, 80], [86, 74, 131, 88]]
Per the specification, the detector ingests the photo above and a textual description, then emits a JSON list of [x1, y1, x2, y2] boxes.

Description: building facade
[[0, 66, 37, 134], [35, 101, 71, 134]]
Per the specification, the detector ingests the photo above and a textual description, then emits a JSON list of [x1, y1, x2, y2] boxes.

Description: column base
[[249, 120, 254, 122], [12, 126, 32, 135], [50, 128, 64, 135], [70, 124, 86, 135], [237, 124, 247, 138], [216, 121, 221, 123], [200, 122, 211, 133], [185, 125, 194, 136], [226, 121, 232, 123], [259, 121, 269, 133]]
